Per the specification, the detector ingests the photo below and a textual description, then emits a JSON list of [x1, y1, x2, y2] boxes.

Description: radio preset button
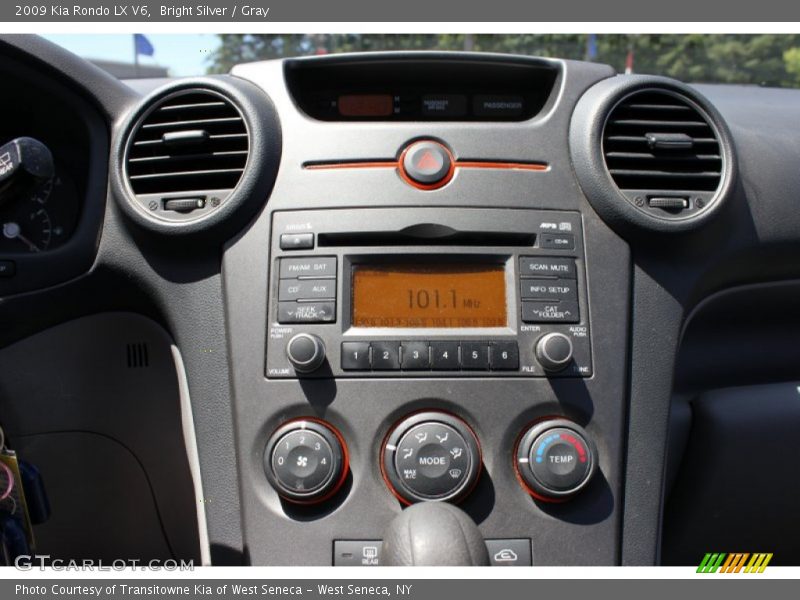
[[341, 342, 371, 370], [401, 342, 431, 370], [520, 278, 578, 301], [522, 301, 580, 324], [280, 256, 337, 279], [278, 301, 336, 324], [460, 342, 490, 370], [519, 257, 576, 279], [371, 341, 401, 370], [490, 342, 519, 370], [279, 279, 336, 302], [430, 342, 460, 370]]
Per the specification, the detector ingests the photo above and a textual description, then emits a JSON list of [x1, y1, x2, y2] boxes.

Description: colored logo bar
[[697, 553, 773, 573]]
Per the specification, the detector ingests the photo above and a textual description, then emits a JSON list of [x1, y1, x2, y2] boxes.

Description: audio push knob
[[535, 332, 574, 372], [515, 418, 597, 501], [286, 333, 326, 373]]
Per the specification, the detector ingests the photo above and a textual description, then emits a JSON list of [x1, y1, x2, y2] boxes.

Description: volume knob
[[535, 332, 573, 372], [286, 333, 326, 373]]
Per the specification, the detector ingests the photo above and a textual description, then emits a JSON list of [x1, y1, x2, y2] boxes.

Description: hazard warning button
[[401, 140, 453, 186]]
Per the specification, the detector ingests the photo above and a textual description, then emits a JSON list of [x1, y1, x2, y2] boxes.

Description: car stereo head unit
[[266, 207, 592, 379]]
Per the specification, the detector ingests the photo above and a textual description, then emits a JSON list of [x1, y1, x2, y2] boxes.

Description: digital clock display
[[351, 264, 507, 328]]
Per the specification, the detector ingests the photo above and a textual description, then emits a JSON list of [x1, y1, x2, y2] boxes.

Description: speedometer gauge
[[0, 167, 79, 253]]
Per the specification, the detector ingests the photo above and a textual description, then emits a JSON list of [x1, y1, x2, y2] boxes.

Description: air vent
[[125, 89, 249, 198], [602, 89, 723, 216]]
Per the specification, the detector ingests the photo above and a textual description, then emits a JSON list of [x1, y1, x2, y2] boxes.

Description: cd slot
[[318, 231, 536, 247]]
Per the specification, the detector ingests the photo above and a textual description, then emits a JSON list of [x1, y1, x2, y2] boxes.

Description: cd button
[[279, 279, 336, 301]]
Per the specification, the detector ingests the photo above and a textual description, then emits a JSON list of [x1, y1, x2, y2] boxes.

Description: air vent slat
[[125, 89, 249, 196], [603, 89, 723, 195], [141, 116, 243, 130]]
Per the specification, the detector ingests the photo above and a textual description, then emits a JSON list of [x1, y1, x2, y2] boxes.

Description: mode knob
[[264, 418, 348, 504], [515, 418, 597, 501], [286, 333, 326, 373], [535, 332, 573, 372], [381, 411, 481, 504]]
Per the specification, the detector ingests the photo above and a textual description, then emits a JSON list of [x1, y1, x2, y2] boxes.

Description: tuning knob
[[286, 333, 326, 373], [264, 418, 348, 504], [515, 418, 597, 501], [535, 332, 573, 372]]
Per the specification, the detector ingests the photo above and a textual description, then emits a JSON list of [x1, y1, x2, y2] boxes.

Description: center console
[[220, 53, 632, 566]]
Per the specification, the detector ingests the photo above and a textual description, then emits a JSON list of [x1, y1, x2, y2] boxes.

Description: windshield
[[43, 33, 800, 88]]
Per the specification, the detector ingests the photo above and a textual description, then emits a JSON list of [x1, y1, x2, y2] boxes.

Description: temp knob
[[535, 332, 573, 372], [264, 418, 349, 504], [286, 333, 326, 373], [381, 411, 481, 504], [515, 418, 597, 501]]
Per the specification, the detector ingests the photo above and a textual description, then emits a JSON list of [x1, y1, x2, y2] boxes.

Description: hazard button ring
[[399, 140, 455, 190]]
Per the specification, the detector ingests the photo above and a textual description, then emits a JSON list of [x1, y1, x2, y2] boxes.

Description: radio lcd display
[[351, 264, 507, 328]]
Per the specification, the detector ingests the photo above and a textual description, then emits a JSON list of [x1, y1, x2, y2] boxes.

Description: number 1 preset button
[[341, 342, 371, 370]]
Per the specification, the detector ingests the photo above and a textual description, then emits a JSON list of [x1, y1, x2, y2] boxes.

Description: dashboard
[[1, 35, 799, 566]]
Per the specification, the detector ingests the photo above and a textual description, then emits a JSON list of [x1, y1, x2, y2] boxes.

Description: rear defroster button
[[400, 140, 453, 187]]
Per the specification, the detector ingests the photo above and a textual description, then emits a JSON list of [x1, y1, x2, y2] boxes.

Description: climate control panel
[[381, 412, 482, 504]]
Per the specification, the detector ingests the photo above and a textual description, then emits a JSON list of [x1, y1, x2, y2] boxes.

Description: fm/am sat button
[[279, 256, 336, 279]]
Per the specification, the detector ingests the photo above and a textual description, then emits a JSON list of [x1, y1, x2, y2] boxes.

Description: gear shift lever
[[381, 502, 489, 566]]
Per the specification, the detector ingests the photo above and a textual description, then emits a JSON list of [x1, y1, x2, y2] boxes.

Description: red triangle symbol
[[416, 150, 441, 170]]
